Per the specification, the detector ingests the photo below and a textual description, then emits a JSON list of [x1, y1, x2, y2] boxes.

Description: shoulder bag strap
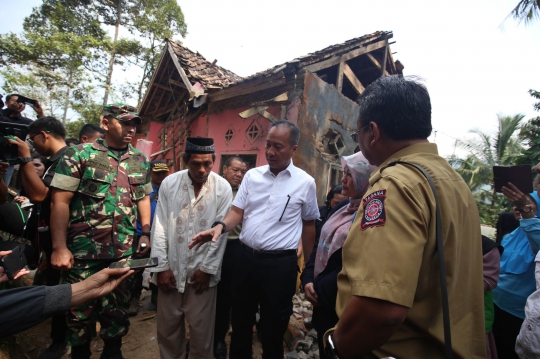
[[387, 161, 452, 359]]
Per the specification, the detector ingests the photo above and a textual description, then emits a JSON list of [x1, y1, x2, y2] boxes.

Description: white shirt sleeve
[[232, 171, 249, 210], [201, 180, 233, 275], [302, 178, 320, 221]]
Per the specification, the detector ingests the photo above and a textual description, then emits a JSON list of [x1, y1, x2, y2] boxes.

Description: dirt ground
[[2, 290, 268, 359]]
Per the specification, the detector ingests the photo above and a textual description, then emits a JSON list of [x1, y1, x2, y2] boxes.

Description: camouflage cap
[[103, 103, 141, 124]]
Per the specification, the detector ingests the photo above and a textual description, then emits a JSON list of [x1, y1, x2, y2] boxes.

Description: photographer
[[2, 94, 44, 125], [6, 117, 69, 359], [0, 249, 135, 339]]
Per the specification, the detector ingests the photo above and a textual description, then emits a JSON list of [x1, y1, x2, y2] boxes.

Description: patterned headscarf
[[314, 151, 376, 277]]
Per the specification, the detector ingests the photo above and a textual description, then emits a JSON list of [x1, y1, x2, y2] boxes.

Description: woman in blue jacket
[[493, 184, 540, 359]]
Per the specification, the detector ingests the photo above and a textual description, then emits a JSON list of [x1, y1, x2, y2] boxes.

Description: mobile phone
[[109, 257, 158, 270], [0, 246, 27, 280], [493, 165, 533, 194]]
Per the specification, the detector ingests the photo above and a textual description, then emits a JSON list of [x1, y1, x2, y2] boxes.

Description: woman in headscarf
[[301, 151, 376, 359], [492, 183, 540, 359]]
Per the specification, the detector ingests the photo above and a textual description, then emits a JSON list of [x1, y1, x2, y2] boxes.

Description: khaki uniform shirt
[[51, 137, 152, 260], [228, 187, 242, 241], [335, 143, 486, 358]]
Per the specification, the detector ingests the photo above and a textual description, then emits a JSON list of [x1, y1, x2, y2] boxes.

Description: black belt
[[241, 242, 296, 259]]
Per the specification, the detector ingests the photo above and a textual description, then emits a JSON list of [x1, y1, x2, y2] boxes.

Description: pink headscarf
[[314, 152, 376, 277]]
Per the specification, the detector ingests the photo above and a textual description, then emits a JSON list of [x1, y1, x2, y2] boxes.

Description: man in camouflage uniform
[[49, 104, 152, 359]]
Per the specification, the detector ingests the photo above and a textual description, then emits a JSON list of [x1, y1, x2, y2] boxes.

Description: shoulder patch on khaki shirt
[[361, 189, 387, 230]]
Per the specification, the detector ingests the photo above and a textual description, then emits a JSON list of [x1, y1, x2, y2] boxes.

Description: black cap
[[185, 137, 215, 154]]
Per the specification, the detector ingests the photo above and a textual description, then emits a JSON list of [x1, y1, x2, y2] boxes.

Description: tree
[[450, 113, 525, 225], [129, 0, 187, 105], [0, 66, 65, 119], [508, 0, 540, 25], [518, 89, 540, 165], [57, 0, 186, 107], [0, 0, 107, 123]]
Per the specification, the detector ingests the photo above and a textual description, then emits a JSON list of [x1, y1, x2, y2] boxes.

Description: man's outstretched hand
[[0, 250, 30, 283], [70, 267, 134, 307], [189, 225, 222, 250]]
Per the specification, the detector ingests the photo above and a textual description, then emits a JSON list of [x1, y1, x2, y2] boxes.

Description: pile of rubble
[[284, 293, 320, 359]]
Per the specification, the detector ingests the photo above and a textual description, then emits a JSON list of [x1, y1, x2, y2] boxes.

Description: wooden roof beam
[[208, 71, 286, 103], [366, 53, 389, 76], [336, 57, 345, 93], [167, 42, 193, 92], [304, 39, 388, 73], [343, 63, 365, 95]]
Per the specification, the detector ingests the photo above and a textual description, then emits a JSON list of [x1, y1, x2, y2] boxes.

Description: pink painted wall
[[191, 107, 267, 170], [144, 101, 299, 173]]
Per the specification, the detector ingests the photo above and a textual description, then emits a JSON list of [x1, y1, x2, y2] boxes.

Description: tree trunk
[[102, 0, 122, 107], [62, 63, 75, 124], [137, 59, 149, 108]]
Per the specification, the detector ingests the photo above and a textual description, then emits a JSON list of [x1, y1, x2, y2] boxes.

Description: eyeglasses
[[27, 131, 49, 146], [351, 124, 370, 143]]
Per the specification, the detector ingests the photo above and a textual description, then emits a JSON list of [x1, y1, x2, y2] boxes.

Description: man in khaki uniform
[[326, 76, 486, 359]]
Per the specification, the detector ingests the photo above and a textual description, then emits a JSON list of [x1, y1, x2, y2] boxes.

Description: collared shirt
[[149, 170, 232, 291], [233, 161, 319, 251], [335, 143, 486, 358], [1, 108, 33, 125], [50, 137, 152, 260]]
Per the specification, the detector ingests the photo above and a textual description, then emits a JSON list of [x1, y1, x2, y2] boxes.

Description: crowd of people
[[1, 75, 540, 359]]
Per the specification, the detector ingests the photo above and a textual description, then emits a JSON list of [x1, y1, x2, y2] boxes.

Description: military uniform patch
[[361, 189, 387, 230], [65, 148, 76, 158]]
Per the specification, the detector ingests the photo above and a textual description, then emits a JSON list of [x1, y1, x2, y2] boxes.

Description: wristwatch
[[141, 231, 151, 237], [325, 332, 341, 359], [16, 157, 32, 165], [211, 221, 227, 234]]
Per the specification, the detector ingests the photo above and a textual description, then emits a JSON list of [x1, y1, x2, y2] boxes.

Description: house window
[[324, 129, 346, 156], [225, 128, 234, 144], [246, 119, 263, 143], [247, 124, 260, 140]]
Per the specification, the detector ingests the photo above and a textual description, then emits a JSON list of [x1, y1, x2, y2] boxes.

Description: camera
[[0, 122, 29, 163], [13, 94, 37, 107]]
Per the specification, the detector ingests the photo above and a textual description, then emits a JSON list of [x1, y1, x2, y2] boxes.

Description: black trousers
[[43, 238, 68, 344], [492, 304, 524, 359], [230, 244, 297, 359], [214, 240, 241, 344]]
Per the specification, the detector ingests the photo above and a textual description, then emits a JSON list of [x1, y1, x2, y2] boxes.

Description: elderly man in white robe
[[149, 137, 232, 359]]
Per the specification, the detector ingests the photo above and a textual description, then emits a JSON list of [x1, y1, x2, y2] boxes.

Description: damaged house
[[136, 30, 403, 201]]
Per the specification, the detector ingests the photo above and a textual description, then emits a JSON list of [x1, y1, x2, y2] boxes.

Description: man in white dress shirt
[[191, 120, 319, 359], [149, 137, 232, 359]]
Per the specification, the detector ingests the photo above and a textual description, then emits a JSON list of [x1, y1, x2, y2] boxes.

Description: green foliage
[[517, 89, 540, 166], [508, 0, 540, 25], [450, 113, 525, 225]]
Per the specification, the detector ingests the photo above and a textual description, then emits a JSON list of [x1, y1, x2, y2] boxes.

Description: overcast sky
[[2, 0, 540, 158]]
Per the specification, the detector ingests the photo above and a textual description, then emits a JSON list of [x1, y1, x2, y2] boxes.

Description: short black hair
[[31, 152, 47, 165], [326, 184, 343, 203], [269, 119, 300, 146], [224, 156, 245, 167], [79, 124, 105, 142], [66, 138, 79, 146], [182, 152, 216, 164], [5, 94, 16, 102], [357, 75, 432, 141], [28, 116, 66, 139]]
